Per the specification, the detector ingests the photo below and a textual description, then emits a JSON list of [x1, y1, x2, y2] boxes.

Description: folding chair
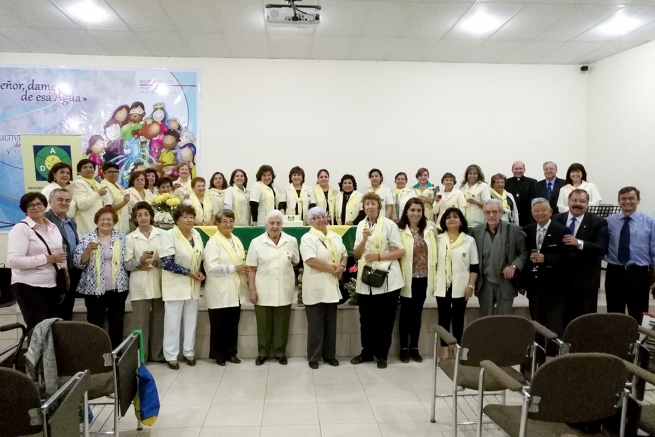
[[51, 321, 142, 436], [554, 313, 639, 359], [480, 353, 637, 437], [430, 315, 556, 437]]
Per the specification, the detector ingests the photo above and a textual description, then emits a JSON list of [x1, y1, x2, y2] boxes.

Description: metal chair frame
[[40, 370, 91, 437]]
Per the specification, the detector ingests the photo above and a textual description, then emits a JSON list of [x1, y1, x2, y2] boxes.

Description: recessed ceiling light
[[595, 9, 645, 36], [65, 0, 109, 23], [459, 9, 504, 35]]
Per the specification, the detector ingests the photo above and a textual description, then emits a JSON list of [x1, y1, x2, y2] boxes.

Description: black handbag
[[361, 265, 388, 288], [21, 222, 69, 294]]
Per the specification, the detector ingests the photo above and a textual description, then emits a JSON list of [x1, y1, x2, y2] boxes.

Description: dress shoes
[[229, 356, 241, 364], [255, 356, 268, 366], [309, 361, 319, 369], [377, 359, 388, 369], [350, 355, 374, 365], [399, 348, 410, 363], [184, 357, 196, 367], [410, 348, 423, 363], [324, 358, 339, 367], [216, 359, 226, 366], [167, 361, 180, 370], [276, 356, 288, 365]]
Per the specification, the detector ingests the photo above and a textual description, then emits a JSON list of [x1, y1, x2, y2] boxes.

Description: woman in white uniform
[[209, 171, 228, 217], [250, 165, 285, 226], [313, 169, 337, 225], [159, 204, 205, 370], [69, 159, 107, 236], [351, 193, 405, 369], [224, 169, 251, 226], [366, 168, 394, 219], [490, 173, 519, 224], [336, 174, 363, 226], [392, 172, 416, 222], [183, 177, 215, 226], [126, 171, 155, 233], [285, 166, 316, 224], [204, 210, 249, 366], [413, 167, 437, 221], [556, 163, 602, 213], [246, 210, 300, 366], [461, 164, 491, 227], [101, 162, 131, 235], [434, 172, 467, 223]]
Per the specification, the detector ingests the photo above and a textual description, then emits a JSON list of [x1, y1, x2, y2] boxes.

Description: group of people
[[5, 157, 653, 370]]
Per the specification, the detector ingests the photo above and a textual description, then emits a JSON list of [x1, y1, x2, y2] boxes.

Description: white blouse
[[125, 226, 164, 301], [461, 182, 491, 227], [434, 189, 467, 223], [203, 235, 248, 309], [336, 191, 363, 225], [434, 234, 478, 298], [392, 188, 417, 221], [69, 178, 104, 236], [223, 186, 251, 226], [557, 181, 602, 213], [285, 184, 316, 224], [299, 230, 347, 305], [250, 183, 284, 224], [159, 228, 204, 301], [367, 185, 394, 214], [102, 182, 130, 235]]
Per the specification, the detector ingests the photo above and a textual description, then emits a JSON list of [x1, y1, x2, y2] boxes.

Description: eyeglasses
[[105, 170, 119, 174], [27, 202, 44, 209]]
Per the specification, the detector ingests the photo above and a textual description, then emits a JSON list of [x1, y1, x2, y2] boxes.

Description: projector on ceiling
[[265, 0, 321, 26]]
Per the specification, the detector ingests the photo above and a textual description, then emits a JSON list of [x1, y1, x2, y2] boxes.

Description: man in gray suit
[[472, 199, 528, 316], [45, 188, 80, 320]]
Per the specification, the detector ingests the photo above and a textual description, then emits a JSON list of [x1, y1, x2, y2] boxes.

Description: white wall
[[587, 39, 655, 215]]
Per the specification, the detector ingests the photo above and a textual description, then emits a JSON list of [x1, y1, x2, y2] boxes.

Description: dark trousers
[[255, 305, 291, 358], [208, 306, 241, 361], [528, 289, 564, 339], [13, 283, 60, 332], [358, 289, 400, 360], [84, 291, 128, 349], [305, 302, 337, 362], [435, 288, 467, 347], [399, 277, 427, 349], [564, 286, 599, 328], [54, 268, 81, 321], [606, 264, 651, 324]]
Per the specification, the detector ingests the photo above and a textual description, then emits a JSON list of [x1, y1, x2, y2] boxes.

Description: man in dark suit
[[534, 161, 565, 212], [505, 161, 537, 227], [45, 188, 80, 320], [522, 197, 574, 338], [553, 189, 608, 327]]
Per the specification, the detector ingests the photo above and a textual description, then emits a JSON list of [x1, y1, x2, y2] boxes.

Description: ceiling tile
[[386, 37, 439, 61], [310, 35, 354, 59], [359, 2, 414, 37], [0, 4, 30, 28], [0, 33, 27, 52], [517, 0, 634, 4], [0, 27, 68, 53], [576, 6, 655, 41], [136, 31, 190, 57], [621, 19, 655, 41], [349, 36, 396, 60], [314, 1, 369, 36], [425, 39, 483, 62], [104, 0, 174, 32], [213, 0, 265, 34], [491, 4, 575, 41], [401, 3, 472, 39], [534, 5, 620, 41], [224, 33, 270, 58], [269, 34, 313, 59], [446, 3, 524, 40], [464, 40, 523, 63], [50, 0, 129, 30], [538, 41, 608, 64], [179, 33, 232, 57], [40, 28, 112, 55], [581, 40, 646, 63], [500, 41, 563, 63], [8, 0, 78, 29], [86, 30, 152, 55], [156, 0, 221, 33]]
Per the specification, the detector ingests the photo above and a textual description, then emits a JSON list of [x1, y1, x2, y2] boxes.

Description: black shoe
[[255, 356, 268, 366], [167, 361, 180, 370], [377, 359, 388, 369], [184, 357, 196, 367], [351, 355, 374, 365], [309, 361, 319, 369], [216, 359, 226, 366], [229, 356, 241, 364], [324, 358, 339, 367], [276, 356, 288, 365], [410, 349, 423, 363], [399, 348, 410, 363]]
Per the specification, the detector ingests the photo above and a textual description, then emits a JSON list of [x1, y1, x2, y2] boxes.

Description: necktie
[[618, 216, 631, 265], [537, 228, 545, 251], [568, 217, 576, 236], [546, 181, 553, 199]]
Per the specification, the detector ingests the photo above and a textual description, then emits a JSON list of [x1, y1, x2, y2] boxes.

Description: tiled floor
[[90, 357, 518, 437]]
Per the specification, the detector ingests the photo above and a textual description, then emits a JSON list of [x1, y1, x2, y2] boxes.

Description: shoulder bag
[[21, 222, 69, 294]]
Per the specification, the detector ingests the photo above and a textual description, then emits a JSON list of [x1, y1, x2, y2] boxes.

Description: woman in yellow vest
[[392, 172, 416, 222], [127, 171, 155, 216], [285, 166, 316, 224], [209, 171, 228, 217], [314, 169, 337, 225], [69, 159, 107, 235], [173, 163, 193, 200], [224, 169, 251, 227], [434, 172, 467, 224], [250, 165, 285, 226], [461, 164, 491, 227], [366, 168, 394, 219], [398, 198, 437, 363], [100, 162, 131, 235], [336, 174, 363, 226], [183, 177, 215, 226], [413, 167, 437, 221]]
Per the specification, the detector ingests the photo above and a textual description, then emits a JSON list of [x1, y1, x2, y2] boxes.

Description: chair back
[[116, 333, 140, 417], [529, 353, 626, 423], [460, 316, 535, 367], [45, 371, 90, 437], [563, 313, 638, 360], [51, 321, 112, 376], [0, 368, 43, 436]]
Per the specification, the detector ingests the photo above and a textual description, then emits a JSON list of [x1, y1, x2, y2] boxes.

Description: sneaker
[[324, 358, 340, 367], [255, 356, 268, 366], [276, 356, 288, 365], [399, 348, 410, 363], [229, 356, 241, 364], [309, 361, 319, 369], [167, 361, 180, 370], [410, 348, 423, 363], [377, 359, 388, 369]]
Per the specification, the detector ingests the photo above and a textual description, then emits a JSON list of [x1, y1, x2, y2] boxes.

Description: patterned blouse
[[73, 229, 129, 295], [412, 230, 428, 278]]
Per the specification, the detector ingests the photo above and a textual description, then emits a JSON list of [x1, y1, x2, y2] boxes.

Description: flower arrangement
[[152, 193, 180, 224]]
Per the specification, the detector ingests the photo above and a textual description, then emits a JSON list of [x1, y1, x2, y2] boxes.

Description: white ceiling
[[0, 0, 654, 64]]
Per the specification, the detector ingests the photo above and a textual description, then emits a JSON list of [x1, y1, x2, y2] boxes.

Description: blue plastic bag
[[133, 330, 160, 426]]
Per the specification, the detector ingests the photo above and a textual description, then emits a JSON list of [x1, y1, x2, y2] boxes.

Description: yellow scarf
[[211, 231, 245, 289], [491, 189, 510, 213], [394, 188, 413, 218], [368, 184, 388, 206], [230, 185, 248, 224], [259, 181, 274, 214], [440, 232, 466, 288], [191, 192, 213, 224], [82, 176, 100, 191], [341, 192, 361, 225], [288, 185, 306, 218], [94, 237, 121, 294], [103, 182, 124, 230], [463, 183, 479, 220], [400, 227, 438, 281], [314, 185, 335, 221], [356, 215, 386, 283], [310, 227, 340, 286], [173, 225, 201, 298], [129, 187, 146, 202]]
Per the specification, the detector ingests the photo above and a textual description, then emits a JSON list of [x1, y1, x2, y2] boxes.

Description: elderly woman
[[209, 171, 228, 216], [145, 168, 159, 194], [490, 173, 519, 224], [159, 204, 205, 370], [42, 162, 76, 216], [285, 166, 316, 224], [101, 162, 131, 234], [393, 172, 417, 222], [250, 165, 285, 226], [434, 172, 467, 223], [398, 198, 437, 363], [127, 171, 155, 210], [74, 206, 129, 348], [414, 168, 436, 221], [246, 210, 300, 366], [183, 177, 215, 225], [173, 163, 192, 198], [125, 202, 165, 363], [7, 192, 68, 332], [69, 159, 108, 235], [224, 169, 251, 226], [351, 193, 405, 369], [203, 210, 249, 366], [336, 174, 363, 226], [557, 163, 602, 213], [314, 169, 337, 225], [461, 164, 491, 227], [434, 207, 479, 360], [300, 207, 348, 369], [366, 168, 394, 219]]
